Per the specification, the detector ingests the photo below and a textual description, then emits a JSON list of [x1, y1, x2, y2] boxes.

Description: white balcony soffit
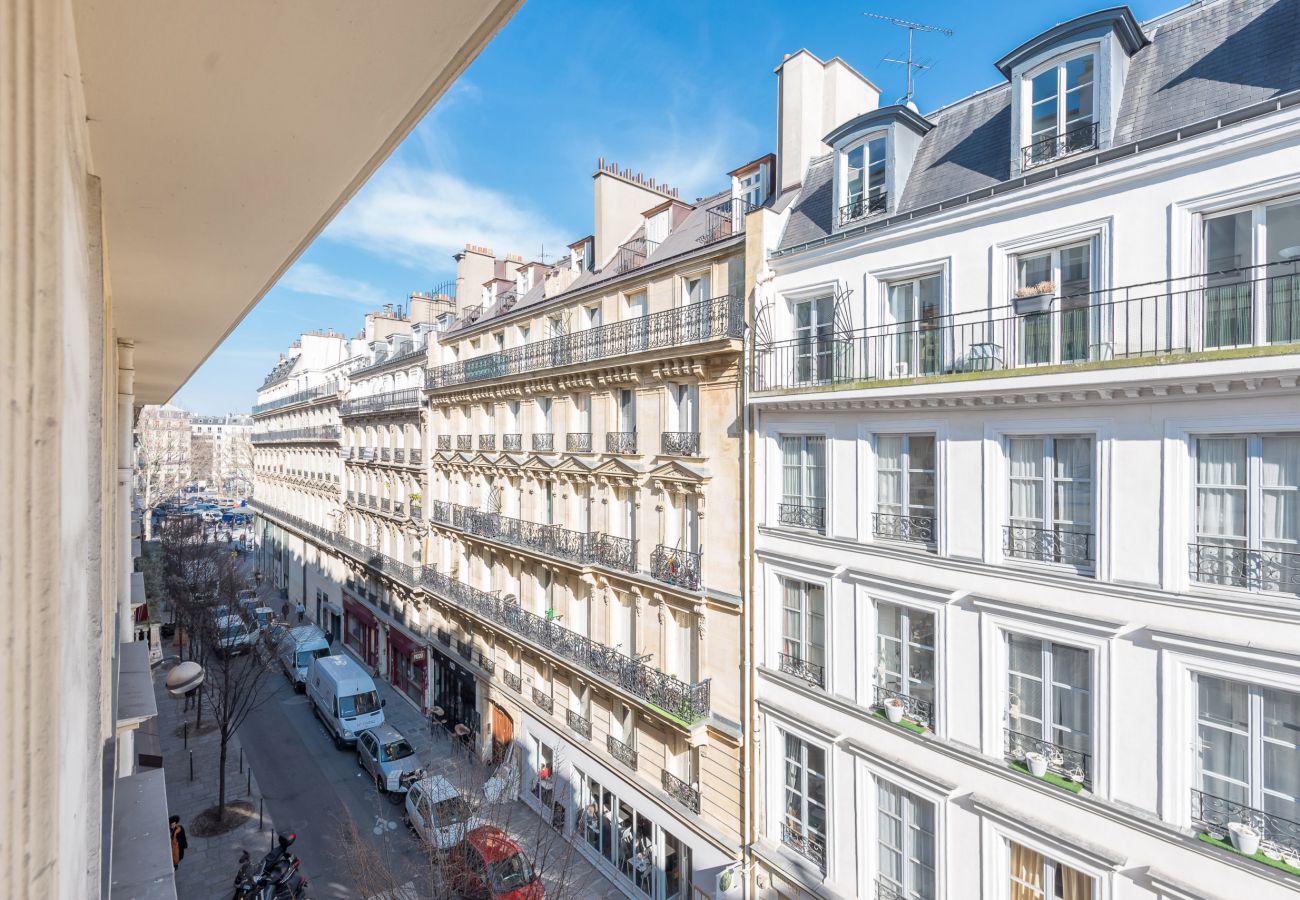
[[74, 0, 522, 403]]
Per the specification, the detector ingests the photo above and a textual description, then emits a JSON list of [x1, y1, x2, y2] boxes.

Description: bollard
[[239, 747, 243, 773], [188, 750, 193, 782], [247, 767, 251, 796], [259, 798, 264, 830], [183, 722, 188, 749]]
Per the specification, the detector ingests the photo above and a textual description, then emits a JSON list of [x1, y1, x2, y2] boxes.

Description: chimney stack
[[775, 51, 880, 196]]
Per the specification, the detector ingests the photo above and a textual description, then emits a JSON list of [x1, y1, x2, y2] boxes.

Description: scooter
[[232, 831, 311, 900]]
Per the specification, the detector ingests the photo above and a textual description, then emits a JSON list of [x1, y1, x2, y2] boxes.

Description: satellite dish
[[165, 660, 204, 696]]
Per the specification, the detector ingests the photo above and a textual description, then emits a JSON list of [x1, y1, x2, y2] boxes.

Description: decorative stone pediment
[[591, 457, 642, 481], [645, 458, 707, 485], [519, 453, 559, 475]]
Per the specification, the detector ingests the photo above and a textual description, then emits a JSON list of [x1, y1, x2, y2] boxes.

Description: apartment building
[[2, 2, 517, 898], [748, 3, 1300, 899], [190, 412, 254, 494]]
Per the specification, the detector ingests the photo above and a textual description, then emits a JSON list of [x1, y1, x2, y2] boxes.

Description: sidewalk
[[153, 640, 279, 900], [338, 644, 627, 900]]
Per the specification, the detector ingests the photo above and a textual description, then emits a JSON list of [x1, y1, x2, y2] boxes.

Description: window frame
[[776, 727, 830, 873], [1200, 194, 1300, 348], [874, 601, 936, 727], [1005, 633, 1094, 787], [874, 433, 937, 546], [780, 578, 827, 687], [1004, 433, 1096, 572], [779, 433, 827, 532], [1020, 47, 1099, 164], [836, 131, 889, 225]]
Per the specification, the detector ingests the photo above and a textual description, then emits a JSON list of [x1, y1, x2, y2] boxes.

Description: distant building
[[134, 404, 192, 523], [189, 413, 254, 495]]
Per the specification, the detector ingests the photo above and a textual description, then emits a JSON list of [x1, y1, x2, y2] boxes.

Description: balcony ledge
[[109, 768, 177, 900], [130, 570, 146, 608]]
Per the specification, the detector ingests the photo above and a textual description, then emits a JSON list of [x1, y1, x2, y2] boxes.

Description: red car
[[447, 825, 543, 899]]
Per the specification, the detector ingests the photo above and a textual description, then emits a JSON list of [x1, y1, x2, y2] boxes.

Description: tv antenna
[[863, 12, 953, 107]]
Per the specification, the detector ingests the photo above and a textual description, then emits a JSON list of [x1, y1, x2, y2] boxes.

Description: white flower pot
[[884, 699, 905, 723], [1025, 752, 1048, 778], [1228, 822, 1261, 857]]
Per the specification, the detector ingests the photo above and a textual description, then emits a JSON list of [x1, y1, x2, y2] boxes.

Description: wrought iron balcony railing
[[393, 448, 406, 463], [417, 568, 711, 723], [252, 383, 335, 415], [616, 237, 660, 275], [409, 448, 422, 465], [650, 545, 702, 591], [410, 503, 422, 521], [426, 296, 744, 390], [778, 502, 824, 532], [503, 670, 521, 692], [873, 684, 934, 729], [461, 509, 638, 574], [502, 433, 522, 452], [1004, 727, 1091, 789], [437, 435, 451, 450], [431, 501, 451, 525], [1191, 788, 1300, 860], [532, 432, 554, 452], [474, 650, 495, 674], [1188, 542, 1300, 595], [661, 431, 700, 456], [752, 262, 1300, 394], [359, 448, 376, 462], [380, 448, 391, 462], [838, 190, 887, 227], [607, 735, 638, 770], [606, 431, 637, 454], [456, 435, 472, 451], [340, 388, 422, 417], [698, 196, 756, 245], [566, 709, 592, 740], [532, 688, 554, 714], [251, 425, 341, 444], [478, 435, 496, 452], [339, 447, 353, 459], [875, 877, 908, 900], [456, 638, 472, 659], [380, 498, 391, 513], [1004, 524, 1093, 566], [780, 823, 827, 873], [777, 651, 825, 688], [1022, 120, 1100, 169], [872, 511, 935, 545], [661, 770, 701, 813], [566, 432, 592, 453], [435, 628, 451, 646]]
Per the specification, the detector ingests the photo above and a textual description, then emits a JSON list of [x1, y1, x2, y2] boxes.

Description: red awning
[[343, 594, 376, 626]]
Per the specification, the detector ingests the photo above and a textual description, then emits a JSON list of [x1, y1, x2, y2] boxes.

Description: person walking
[[280, 601, 290, 622], [169, 815, 187, 871], [295, 601, 305, 624]]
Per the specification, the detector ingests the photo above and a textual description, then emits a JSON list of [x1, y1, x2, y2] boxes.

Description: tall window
[[1203, 198, 1300, 347], [1193, 435, 1300, 593], [538, 397, 553, 433], [738, 168, 767, 208], [617, 389, 636, 432], [780, 580, 825, 687], [1007, 636, 1092, 786], [875, 434, 936, 544], [1007, 436, 1094, 567], [781, 733, 827, 870], [683, 273, 710, 306], [1014, 242, 1093, 365], [780, 435, 826, 531], [885, 274, 943, 376], [1008, 842, 1093, 900], [1195, 675, 1300, 830], [793, 296, 835, 384], [876, 603, 935, 725], [1026, 53, 1096, 165], [843, 136, 886, 222], [668, 383, 697, 434], [877, 782, 936, 900]]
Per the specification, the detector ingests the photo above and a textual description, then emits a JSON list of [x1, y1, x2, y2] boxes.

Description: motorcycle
[[232, 831, 311, 900]]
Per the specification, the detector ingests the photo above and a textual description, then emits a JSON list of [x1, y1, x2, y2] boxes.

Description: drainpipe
[[116, 340, 135, 643]]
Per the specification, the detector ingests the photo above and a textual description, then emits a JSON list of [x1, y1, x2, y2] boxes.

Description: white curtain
[[807, 584, 825, 668], [782, 437, 801, 505], [1197, 437, 1247, 540], [1262, 436, 1300, 544], [782, 581, 803, 659], [806, 437, 826, 504], [1264, 686, 1300, 821], [877, 435, 904, 513], [1052, 437, 1093, 528], [1009, 438, 1045, 524]]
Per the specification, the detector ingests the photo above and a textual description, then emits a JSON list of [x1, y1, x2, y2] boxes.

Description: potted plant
[[883, 697, 905, 723], [1025, 752, 1049, 778], [1013, 281, 1056, 314], [1228, 821, 1261, 857]]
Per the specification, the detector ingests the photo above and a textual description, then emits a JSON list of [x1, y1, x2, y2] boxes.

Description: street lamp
[[164, 660, 204, 697]]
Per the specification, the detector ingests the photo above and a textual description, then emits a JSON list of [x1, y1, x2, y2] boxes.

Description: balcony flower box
[[1012, 282, 1055, 314]]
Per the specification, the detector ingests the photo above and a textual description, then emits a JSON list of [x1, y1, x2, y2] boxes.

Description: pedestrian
[[280, 601, 289, 622], [295, 601, 305, 624], [169, 815, 187, 871]]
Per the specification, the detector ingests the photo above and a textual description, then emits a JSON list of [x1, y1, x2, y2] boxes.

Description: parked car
[[275, 625, 330, 691], [447, 826, 543, 900], [213, 614, 254, 656], [404, 775, 483, 852], [355, 723, 423, 797], [306, 654, 385, 748]]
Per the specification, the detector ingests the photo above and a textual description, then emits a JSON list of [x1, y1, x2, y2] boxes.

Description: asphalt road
[[238, 673, 429, 899]]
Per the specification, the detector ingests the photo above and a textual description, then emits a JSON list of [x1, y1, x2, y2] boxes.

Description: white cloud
[[279, 262, 389, 307], [325, 164, 570, 270]]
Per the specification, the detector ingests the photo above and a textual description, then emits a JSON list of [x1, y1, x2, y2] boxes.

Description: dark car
[[448, 826, 543, 900]]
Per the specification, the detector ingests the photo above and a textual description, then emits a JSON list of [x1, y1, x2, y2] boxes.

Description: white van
[[277, 625, 331, 691], [307, 654, 385, 748]]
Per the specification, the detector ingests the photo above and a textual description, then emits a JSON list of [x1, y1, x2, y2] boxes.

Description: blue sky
[[173, 0, 1172, 414]]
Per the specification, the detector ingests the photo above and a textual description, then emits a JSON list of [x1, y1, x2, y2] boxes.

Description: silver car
[[356, 724, 422, 797]]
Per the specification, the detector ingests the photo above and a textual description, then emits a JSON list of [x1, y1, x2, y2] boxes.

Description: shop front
[[428, 645, 479, 736], [342, 594, 379, 669], [387, 626, 428, 710]]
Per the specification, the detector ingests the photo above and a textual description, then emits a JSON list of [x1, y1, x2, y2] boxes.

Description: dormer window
[[1025, 52, 1097, 168], [841, 136, 886, 226]]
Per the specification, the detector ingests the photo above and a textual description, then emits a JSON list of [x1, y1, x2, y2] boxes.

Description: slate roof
[[777, 0, 1300, 253]]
